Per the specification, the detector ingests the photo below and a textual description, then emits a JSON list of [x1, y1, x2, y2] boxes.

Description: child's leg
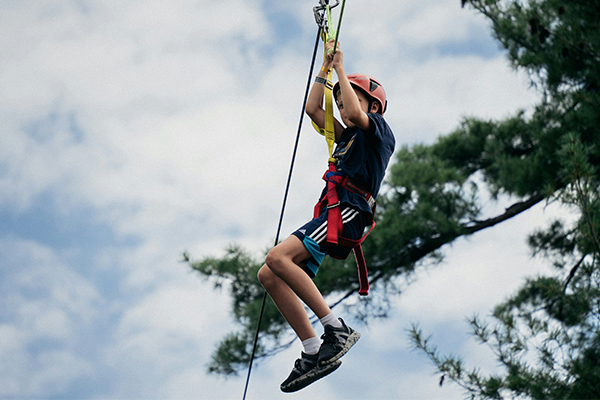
[[257, 265, 317, 341], [260, 227, 360, 393], [257, 235, 332, 340]]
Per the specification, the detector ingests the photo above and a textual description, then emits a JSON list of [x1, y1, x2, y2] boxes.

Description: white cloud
[[0, 238, 100, 397], [116, 281, 229, 340], [383, 370, 465, 400], [398, 199, 561, 325], [384, 55, 538, 144], [1, 239, 102, 331], [102, 278, 237, 398], [29, 350, 94, 395]]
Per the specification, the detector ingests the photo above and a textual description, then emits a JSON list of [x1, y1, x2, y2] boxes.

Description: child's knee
[[265, 247, 284, 272], [257, 264, 276, 288], [265, 237, 307, 275]]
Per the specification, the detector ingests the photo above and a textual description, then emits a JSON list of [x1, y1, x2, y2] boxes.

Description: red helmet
[[333, 73, 387, 115]]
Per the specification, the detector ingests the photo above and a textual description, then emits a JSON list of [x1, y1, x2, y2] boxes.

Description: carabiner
[[313, 0, 340, 30]]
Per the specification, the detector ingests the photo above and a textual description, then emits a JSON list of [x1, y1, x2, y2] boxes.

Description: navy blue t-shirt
[[319, 112, 395, 214]]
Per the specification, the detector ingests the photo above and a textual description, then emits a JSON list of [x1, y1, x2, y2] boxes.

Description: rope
[[241, 27, 323, 400]]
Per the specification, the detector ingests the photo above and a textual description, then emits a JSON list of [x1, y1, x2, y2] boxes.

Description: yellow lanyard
[[312, 5, 338, 164]]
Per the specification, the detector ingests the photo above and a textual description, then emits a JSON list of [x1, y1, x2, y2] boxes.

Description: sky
[[0, 1, 571, 399]]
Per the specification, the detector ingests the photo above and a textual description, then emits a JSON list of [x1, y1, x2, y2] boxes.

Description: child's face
[[336, 88, 371, 128]]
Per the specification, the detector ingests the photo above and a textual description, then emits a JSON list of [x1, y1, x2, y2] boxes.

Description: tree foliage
[[412, 132, 600, 399], [410, 0, 600, 398], [185, 0, 600, 390]]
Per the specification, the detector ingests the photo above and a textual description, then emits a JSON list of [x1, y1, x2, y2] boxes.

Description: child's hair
[[333, 74, 387, 115]]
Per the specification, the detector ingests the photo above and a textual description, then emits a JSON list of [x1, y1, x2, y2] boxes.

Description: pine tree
[[410, 1, 600, 398], [412, 132, 600, 399]]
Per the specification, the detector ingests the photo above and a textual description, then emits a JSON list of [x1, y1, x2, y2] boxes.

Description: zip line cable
[[241, 28, 323, 400], [242, 2, 347, 398]]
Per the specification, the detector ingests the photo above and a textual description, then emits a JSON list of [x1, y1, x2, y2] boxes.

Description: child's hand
[[322, 56, 333, 72], [325, 39, 343, 68]]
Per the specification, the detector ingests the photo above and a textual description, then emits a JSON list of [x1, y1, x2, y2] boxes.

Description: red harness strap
[[324, 162, 343, 245], [314, 162, 376, 296]]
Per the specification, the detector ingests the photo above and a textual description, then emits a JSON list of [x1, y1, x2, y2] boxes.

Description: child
[[257, 39, 395, 392]]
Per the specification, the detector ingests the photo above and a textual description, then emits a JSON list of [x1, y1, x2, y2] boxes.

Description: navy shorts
[[291, 206, 369, 278]]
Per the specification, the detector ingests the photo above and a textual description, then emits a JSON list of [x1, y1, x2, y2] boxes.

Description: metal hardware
[[313, 0, 340, 30]]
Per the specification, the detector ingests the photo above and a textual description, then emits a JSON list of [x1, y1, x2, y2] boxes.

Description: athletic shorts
[[291, 206, 369, 278]]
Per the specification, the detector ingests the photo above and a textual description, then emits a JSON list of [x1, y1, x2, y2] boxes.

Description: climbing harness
[[315, 166, 375, 296]]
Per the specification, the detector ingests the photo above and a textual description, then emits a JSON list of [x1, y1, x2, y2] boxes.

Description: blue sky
[[0, 1, 566, 399]]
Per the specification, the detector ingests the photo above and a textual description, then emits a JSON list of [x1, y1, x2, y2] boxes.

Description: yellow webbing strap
[[322, 67, 336, 163], [312, 7, 337, 163]]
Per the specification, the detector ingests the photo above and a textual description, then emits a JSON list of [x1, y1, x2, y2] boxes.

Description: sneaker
[[280, 352, 342, 393], [317, 318, 360, 366]]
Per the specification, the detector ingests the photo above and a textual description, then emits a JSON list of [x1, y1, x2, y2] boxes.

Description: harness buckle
[[367, 196, 376, 209]]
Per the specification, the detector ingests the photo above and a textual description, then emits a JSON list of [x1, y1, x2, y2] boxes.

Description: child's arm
[[329, 42, 372, 133], [306, 46, 345, 140]]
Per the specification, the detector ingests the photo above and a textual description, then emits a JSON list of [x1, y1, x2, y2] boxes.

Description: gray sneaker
[[280, 352, 342, 393], [317, 318, 360, 365]]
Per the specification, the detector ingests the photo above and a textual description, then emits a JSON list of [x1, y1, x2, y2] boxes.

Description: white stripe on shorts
[[310, 207, 359, 244]]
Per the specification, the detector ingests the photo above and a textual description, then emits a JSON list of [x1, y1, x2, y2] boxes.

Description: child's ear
[[370, 101, 380, 114]]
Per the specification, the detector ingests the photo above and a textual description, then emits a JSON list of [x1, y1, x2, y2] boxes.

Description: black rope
[[241, 27, 323, 400]]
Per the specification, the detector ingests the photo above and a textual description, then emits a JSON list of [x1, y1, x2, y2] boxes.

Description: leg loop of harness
[[353, 246, 369, 296], [337, 221, 375, 296], [315, 162, 375, 296]]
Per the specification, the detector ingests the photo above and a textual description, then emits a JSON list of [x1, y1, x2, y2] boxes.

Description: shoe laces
[[320, 329, 338, 345], [295, 356, 315, 373]]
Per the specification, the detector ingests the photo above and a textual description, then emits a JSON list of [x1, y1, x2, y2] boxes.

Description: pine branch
[[564, 255, 587, 292], [390, 192, 546, 267], [330, 192, 547, 304], [464, 192, 546, 234]]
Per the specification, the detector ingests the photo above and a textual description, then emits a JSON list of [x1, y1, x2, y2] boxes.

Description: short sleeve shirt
[[319, 113, 396, 214]]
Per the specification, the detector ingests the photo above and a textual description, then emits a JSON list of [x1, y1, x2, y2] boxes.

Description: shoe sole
[[319, 330, 361, 366], [280, 360, 342, 393]]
